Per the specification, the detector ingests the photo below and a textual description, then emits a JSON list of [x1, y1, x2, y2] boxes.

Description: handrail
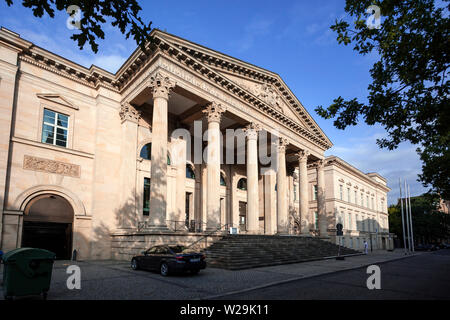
[[185, 222, 239, 250]]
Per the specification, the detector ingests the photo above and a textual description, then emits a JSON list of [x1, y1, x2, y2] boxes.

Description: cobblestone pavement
[[0, 250, 426, 300]]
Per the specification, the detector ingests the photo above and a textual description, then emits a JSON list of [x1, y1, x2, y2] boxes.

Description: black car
[[131, 245, 206, 276]]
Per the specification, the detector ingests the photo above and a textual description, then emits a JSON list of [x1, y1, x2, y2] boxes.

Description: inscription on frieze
[[23, 155, 81, 178]]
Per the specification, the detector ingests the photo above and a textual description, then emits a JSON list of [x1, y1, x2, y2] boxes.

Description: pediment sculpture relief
[[255, 84, 283, 114]]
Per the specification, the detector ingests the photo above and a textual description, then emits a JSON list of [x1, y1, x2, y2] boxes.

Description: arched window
[[186, 164, 195, 179], [140, 143, 170, 165], [237, 178, 247, 191], [220, 173, 226, 186], [140, 143, 152, 160]]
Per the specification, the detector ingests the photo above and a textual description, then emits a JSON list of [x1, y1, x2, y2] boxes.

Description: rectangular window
[[143, 178, 150, 216], [355, 214, 359, 231], [348, 213, 352, 230], [294, 185, 297, 201], [354, 191, 357, 204], [366, 195, 369, 208], [361, 193, 364, 206], [314, 212, 319, 230], [339, 185, 343, 200], [372, 198, 375, 210], [41, 108, 69, 147], [313, 185, 318, 200], [347, 188, 351, 202]]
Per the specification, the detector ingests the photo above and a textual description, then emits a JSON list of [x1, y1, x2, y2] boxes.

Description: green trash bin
[[2, 248, 56, 300]]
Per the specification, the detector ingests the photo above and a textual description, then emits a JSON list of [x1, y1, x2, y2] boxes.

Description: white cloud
[[90, 55, 127, 73], [15, 27, 127, 73], [234, 17, 274, 53]]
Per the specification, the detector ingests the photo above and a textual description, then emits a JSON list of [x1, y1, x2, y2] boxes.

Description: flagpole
[[407, 184, 415, 252], [404, 179, 412, 254], [399, 178, 407, 255]]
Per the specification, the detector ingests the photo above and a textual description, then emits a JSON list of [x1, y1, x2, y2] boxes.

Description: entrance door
[[22, 222, 72, 259], [239, 201, 247, 232], [22, 194, 74, 260]]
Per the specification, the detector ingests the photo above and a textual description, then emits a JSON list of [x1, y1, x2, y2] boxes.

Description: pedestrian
[[0, 250, 3, 264], [364, 240, 368, 254]]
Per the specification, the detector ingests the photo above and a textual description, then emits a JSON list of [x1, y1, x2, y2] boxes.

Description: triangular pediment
[[36, 93, 78, 110], [150, 30, 332, 149], [214, 71, 311, 130]]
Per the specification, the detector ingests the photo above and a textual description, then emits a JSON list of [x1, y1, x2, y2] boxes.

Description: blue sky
[[0, 0, 428, 204]]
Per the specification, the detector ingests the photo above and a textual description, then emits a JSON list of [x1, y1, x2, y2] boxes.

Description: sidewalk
[[201, 250, 423, 299], [0, 250, 423, 300]]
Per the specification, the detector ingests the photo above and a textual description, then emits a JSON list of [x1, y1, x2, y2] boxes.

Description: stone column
[[264, 168, 277, 234], [276, 137, 288, 234], [316, 159, 328, 237], [118, 103, 140, 228], [148, 73, 175, 230], [244, 122, 261, 234], [297, 150, 310, 234], [173, 138, 187, 225], [203, 102, 226, 230]]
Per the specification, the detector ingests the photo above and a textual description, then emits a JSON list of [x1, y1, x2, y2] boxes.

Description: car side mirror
[[141, 251, 147, 255]]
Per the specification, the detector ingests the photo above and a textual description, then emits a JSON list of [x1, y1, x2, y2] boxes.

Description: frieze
[[23, 155, 80, 178]]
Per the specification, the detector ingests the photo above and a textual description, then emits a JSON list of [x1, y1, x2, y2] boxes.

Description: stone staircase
[[203, 234, 361, 270]]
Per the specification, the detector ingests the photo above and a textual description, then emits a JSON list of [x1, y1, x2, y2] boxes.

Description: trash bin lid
[[2, 247, 56, 263]]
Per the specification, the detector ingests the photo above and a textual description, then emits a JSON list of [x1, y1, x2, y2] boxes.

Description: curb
[[200, 252, 421, 300]]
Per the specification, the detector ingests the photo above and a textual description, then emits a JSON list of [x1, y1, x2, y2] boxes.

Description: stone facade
[[302, 156, 393, 250], [0, 27, 391, 260]]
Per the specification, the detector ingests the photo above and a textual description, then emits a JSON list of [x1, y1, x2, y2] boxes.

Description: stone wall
[[110, 232, 224, 261]]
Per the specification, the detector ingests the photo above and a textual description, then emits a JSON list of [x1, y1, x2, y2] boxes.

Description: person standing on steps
[[364, 240, 369, 254]]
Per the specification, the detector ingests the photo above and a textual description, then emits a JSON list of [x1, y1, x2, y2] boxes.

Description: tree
[[388, 193, 450, 245], [315, 0, 449, 198], [4, 0, 153, 53]]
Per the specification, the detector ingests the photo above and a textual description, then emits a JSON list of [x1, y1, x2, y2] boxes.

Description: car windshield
[[169, 246, 185, 253]]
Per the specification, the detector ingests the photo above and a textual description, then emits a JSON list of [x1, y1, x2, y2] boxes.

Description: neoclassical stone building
[[0, 27, 391, 260]]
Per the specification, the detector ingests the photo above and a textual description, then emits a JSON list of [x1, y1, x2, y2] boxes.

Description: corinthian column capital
[[202, 101, 226, 123], [148, 72, 176, 100], [277, 137, 289, 152], [119, 102, 141, 123], [243, 122, 262, 140], [315, 159, 325, 170], [296, 150, 310, 163]]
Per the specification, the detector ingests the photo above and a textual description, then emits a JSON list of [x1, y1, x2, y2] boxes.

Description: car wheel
[[160, 262, 170, 276], [131, 259, 139, 270]]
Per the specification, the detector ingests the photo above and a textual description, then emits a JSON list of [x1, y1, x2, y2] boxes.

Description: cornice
[[326, 156, 391, 193]]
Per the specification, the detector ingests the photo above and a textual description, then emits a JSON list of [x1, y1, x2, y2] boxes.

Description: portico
[[119, 47, 330, 237]]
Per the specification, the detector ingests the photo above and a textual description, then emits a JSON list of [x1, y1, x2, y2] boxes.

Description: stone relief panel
[[23, 155, 81, 178]]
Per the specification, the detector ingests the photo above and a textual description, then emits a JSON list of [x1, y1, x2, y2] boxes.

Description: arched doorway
[[21, 194, 74, 260]]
